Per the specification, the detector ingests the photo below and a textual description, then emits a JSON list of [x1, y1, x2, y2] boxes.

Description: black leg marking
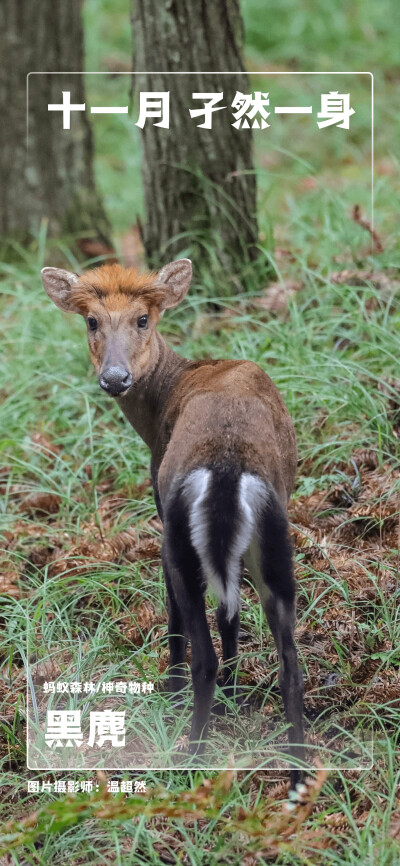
[[164, 483, 219, 758], [150, 458, 163, 520], [186, 593, 219, 754], [167, 556, 218, 755], [216, 601, 239, 698], [264, 595, 304, 788], [257, 494, 305, 788], [162, 543, 187, 693]]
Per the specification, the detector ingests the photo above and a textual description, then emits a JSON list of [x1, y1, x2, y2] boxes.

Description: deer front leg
[[163, 548, 218, 759], [216, 601, 240, 702], [264, 594, 305, 789], [162, 545, 188, 693]]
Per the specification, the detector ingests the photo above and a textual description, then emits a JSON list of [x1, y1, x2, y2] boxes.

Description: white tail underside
[[183, 468, 269, 620]]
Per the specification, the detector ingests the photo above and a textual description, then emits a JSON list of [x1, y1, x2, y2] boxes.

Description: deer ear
[[156, 258, 192, 310], [41, 267, 80, 313]]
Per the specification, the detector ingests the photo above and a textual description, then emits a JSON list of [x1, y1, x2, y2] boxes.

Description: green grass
[[1, 0, 400, 862], [1, 225, 399, 859]]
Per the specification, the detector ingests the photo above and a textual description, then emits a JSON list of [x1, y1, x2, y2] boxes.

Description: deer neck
[[116, 330, 188, 461]]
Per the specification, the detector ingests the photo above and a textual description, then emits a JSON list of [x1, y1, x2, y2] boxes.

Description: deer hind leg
[[264, 594, 304, 788], [166, 554, 218, 756], [245, 499, 305, 789], [163, 484, 218, 759], [216, 601, 240, 698], [162, 545, 188, 693], [184, 467, 266, 708]]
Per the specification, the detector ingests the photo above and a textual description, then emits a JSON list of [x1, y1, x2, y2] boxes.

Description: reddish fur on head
[[71, 264, 163, 314], [41, 259, 193, 393]]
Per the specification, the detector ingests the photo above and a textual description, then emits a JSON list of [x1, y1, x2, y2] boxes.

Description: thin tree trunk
[[0, 0, 111, 246], [132, 0, 259, 274]]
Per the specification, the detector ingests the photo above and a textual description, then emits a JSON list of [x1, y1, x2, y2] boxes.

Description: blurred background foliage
[[1, 3, 400, 862], [83, 0, 398, 255]]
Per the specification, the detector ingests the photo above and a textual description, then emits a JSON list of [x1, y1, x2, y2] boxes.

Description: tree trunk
[[0, 0, 111, 247], [132, 0, 259, 275]]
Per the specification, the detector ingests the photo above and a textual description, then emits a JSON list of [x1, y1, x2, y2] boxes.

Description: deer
[[41, 258, 305, 786]]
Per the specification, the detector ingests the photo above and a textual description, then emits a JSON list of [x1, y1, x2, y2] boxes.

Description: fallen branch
[[352, 204, 384, 254]]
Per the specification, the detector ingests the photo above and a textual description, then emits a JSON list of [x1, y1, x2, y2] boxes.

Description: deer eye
[[137, 315, 148, 329], [87, 316, 98, 331]]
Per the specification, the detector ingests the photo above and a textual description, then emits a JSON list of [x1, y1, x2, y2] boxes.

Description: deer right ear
[[41, 267, 80, 313], [155, 258, 192, 310]]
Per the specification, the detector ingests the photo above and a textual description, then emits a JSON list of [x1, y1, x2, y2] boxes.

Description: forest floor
[[1, 0, 400, 863]]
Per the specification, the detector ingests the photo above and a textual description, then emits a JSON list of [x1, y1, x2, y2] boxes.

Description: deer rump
[[161, 460, 303, 785], [164, 464, 296, 618]]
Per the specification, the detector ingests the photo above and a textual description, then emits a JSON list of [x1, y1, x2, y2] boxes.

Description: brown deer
[[41, 259, 304, 784]]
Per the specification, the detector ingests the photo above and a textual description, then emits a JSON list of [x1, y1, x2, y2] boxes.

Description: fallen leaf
[[76, 238, 117, 262], [255, 280, 302, 313], [19, 492, 62, 516], [120, 224, 145, 269], [31, 432, 61, 458], [0, 571, 20, 598]]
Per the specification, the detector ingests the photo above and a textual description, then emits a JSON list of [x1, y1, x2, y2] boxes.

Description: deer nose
[[99, 366, 133, 396]]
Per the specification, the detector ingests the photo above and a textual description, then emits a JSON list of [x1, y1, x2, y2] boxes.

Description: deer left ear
[[156, 258, 192, 310], [41, 267, 80, 313]]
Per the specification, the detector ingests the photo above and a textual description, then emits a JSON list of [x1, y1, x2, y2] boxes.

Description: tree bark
[[0, 0, 111, 246], [132, 0, 258, 274]]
